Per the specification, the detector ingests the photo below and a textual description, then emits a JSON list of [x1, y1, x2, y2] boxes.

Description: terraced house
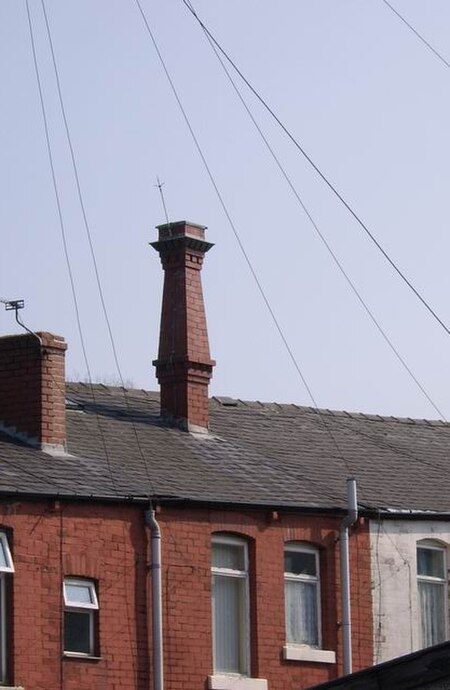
[[0, 221, 449, 690]]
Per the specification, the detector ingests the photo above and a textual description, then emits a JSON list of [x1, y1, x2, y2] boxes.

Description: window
[[0, 533, 13, 685], [211, 535, 249, 675], [284, 543, 320, 647], [63, 578, 98, 656], [417, 543, 447, 648]]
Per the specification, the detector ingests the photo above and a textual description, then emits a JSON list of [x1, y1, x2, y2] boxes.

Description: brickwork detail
[[159, 507, 373, 690], [151, 222, 215, 431], [0, 501, 373, 690], [0, 333, 67, 449], [0, 501, 148, 690]]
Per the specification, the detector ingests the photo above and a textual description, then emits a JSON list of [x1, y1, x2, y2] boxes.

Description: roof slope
[[0, 383, 449, 513], [308, 640, 450, 689]]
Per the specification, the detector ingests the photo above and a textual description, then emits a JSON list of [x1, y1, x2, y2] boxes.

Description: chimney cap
[[155, 220, 207, 241], [151, 221, 213, 255]]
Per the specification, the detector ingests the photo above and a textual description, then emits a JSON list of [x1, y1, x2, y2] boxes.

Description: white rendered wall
[[370, 519, 450, 664]]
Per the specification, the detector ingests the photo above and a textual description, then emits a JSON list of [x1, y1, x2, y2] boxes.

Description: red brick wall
[[159, 506, 373, 690], [0, 500, 372, 690], [0, 333, 67, 448], [0, 500, 148, 690]]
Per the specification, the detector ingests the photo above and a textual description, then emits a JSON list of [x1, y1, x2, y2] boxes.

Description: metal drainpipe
[[340, 478, 358, 676], [145, 507, 164, 690]]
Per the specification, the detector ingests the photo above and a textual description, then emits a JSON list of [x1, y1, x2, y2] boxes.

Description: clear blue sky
[[1, 1, 450, 419]]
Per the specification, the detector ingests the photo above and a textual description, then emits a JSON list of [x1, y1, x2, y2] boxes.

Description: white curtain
[[213, 574, 246, 673], [419, 580, 446, 647], [212, 543, 244, 571], [285, 580, 318, 646]]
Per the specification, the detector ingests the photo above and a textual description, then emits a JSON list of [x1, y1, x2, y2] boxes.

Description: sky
[[1, 0, 450, 420]]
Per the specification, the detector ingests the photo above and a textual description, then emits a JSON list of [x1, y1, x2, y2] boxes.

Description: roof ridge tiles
[[65, 382, 449, 427]]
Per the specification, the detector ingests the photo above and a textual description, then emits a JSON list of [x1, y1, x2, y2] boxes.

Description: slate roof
[[0, 383, 449, 514]]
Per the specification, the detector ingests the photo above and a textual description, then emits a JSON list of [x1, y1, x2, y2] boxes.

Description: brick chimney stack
[[151, 221, 215, 432], [0, 332, 67, 452]]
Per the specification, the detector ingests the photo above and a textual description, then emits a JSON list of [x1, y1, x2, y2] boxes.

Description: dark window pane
[[417, 548, 445, 578], [64, 611, 92, 654], [285, 550, 316, 576]]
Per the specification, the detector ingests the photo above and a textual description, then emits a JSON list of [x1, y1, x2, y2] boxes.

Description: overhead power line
[[184, 1, 444, 420], [380, 0, 450, 71], [181, 0, 450, 340], [132, 0, 386, 493], [38, 0, 157, 497], [25, 2, 95, 397]]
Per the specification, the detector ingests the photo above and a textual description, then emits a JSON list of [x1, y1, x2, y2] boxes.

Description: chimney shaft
[[0, 332, 67, 452], [152, 221, 215, 432]]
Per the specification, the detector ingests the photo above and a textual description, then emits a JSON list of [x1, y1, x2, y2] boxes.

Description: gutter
[[0, 490, 150, 505], [340, 478, 358, 676], [1, 490, 448, 521]]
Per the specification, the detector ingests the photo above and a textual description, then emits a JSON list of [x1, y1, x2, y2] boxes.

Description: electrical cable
[[185, 0, 445, 421], [133, 0, 447, 505], [380, 0, 450, 71], [28, 2, 448, 509], [133, 0, 367, 488], [181, 0, 450, 340], [25, 0, 118, 494], [37, 0, 156, 496], [317, 409, 450, 475], [40, 0, 127, 393], [0, 450, 88, 493], [27, 0, 447, 509]]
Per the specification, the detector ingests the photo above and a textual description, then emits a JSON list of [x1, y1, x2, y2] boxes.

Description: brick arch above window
[[284, 536, 325, 551], [63, 553, 101, 580], [283, 526, 337, 546], [212, 529, 254, 542], [210, 520, 258, 540]]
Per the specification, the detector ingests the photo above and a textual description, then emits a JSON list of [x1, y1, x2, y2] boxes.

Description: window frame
[[284, 542, 322, 649], [0, 532, 13, 686], [211, 534, 250, 676], [417, 541, 448, 648], [63, 577, 99, 657]]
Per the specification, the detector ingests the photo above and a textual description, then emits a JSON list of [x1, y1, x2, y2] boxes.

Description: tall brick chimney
[[0, 332, 67, 452], [151, 221, 215, 432]]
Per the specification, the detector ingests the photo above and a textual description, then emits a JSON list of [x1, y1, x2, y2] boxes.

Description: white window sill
[[63, 651, 101, 661], [208, 675, 268, 690], [283, 645, 336, 664]]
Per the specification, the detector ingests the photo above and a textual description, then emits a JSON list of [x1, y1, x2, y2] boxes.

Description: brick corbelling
[[159, 250, 205, 271]]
